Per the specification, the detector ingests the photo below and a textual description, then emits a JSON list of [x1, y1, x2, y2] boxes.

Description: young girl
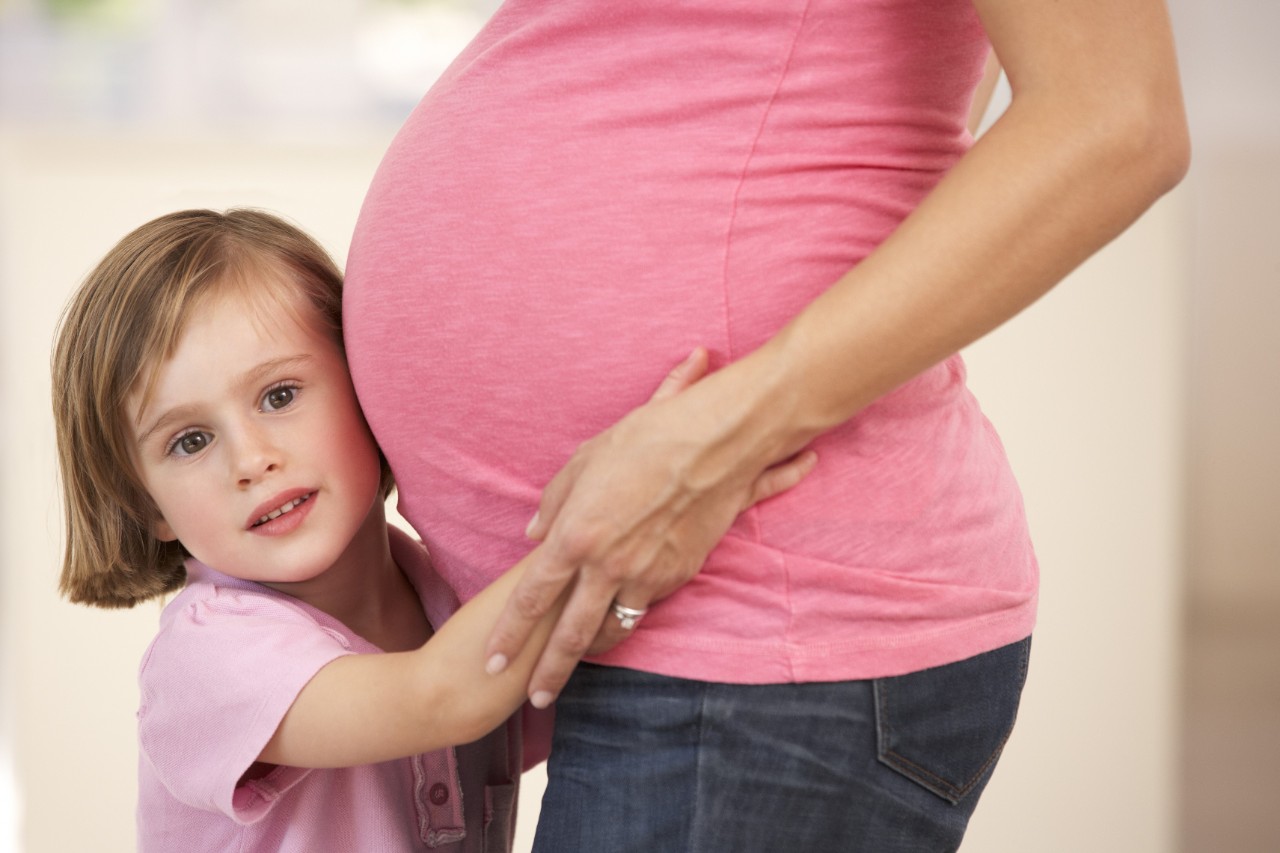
[[50, 208, 814, 852]]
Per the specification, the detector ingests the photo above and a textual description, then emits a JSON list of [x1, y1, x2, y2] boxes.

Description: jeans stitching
[[875, 638, 1031, 804], [687, 682, 711, 853]]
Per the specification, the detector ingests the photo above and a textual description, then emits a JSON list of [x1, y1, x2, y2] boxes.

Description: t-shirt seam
[[717, 0, 814, 367], [718, 0, 813, 558]]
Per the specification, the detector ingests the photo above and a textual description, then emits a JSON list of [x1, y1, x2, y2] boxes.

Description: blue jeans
[[532, 637, 1031, 853]]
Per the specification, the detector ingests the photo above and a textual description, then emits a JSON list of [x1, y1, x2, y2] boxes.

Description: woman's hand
[[484, 347, 815, 707]]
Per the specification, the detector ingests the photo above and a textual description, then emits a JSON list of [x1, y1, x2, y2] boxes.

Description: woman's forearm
[[727, 6, 1190, 461]]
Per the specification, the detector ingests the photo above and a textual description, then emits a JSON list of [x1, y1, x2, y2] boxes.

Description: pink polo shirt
[[136, 527, 528, 853], [345, 0, 1038, 683]]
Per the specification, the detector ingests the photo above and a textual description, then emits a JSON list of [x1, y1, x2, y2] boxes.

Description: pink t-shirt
[[344, 0, 1038, 683], [136, 527, 526, 853]]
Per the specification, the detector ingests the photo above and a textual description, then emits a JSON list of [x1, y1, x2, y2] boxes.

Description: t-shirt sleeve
[[137, 587, 354, 823]]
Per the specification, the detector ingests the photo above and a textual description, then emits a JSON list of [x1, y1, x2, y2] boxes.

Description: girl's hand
[[483, 348, 814, 707]]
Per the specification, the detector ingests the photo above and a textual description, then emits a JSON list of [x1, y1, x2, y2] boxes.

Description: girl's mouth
[[252, 493, 313, 528]]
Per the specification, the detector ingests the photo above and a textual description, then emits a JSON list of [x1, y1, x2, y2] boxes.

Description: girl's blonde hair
[[52, 208, 393, 608]]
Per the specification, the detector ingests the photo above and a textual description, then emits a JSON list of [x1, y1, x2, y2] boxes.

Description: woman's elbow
[[1115, 82, 1192, 198], [1142, 103, 1192, 195]]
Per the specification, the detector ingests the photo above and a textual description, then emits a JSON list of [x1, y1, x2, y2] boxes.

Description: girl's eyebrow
[[134, 354, 315, 448]]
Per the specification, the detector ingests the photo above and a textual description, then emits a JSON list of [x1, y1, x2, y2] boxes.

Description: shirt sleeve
[[137, 586, 354, 824]]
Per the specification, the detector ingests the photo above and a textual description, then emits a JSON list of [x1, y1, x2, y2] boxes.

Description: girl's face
[[126, 282, 385, 590]]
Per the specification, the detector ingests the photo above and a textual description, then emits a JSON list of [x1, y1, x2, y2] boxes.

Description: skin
[[486, 0, 1193, 708], [129, 282, 813, 767], [131, 288, 397, 634]]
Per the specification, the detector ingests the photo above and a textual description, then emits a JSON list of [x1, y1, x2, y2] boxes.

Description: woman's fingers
[[585, 593, 652, 656], [498, 445, 818, 699], [649, 347, 709, 402], [583, 450, 818, 658], [525, 460, 575, 542], [483, 544, 580, 676], [488, 347, 799, 704], [522, 569, 626, 707], [744, 450, 818, 509], [526, 348, 708, 544]]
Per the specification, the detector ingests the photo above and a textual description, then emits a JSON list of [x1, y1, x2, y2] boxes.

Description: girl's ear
[[152, 516, 178, 542]]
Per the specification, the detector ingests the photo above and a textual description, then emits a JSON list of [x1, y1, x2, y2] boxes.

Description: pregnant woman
[[343, 0, 1188, 849]]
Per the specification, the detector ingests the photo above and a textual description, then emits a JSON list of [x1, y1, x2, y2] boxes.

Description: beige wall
[[1162, 0, 1280, 621], [0, 130, 403, 853], [1184, 142, 1280, 616], [963, 192, 1189, 853], [1, 129, 1189, 852]]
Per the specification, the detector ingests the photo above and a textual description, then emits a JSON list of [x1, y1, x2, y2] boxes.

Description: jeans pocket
[[874, 636, 1031, 804]]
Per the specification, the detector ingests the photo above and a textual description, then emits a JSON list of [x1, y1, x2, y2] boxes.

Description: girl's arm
[[259, 548, 563, 768], [485, 0, 1192, 706], [258, 349, 815, 769]]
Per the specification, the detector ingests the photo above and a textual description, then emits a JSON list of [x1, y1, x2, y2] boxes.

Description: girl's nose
[[233, 424, 281, 487]]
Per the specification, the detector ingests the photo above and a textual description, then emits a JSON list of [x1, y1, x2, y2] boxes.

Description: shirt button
[[429, 783, 450, 806]]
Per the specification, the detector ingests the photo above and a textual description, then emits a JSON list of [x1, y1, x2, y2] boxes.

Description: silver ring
[[610, 601, 648, 630]]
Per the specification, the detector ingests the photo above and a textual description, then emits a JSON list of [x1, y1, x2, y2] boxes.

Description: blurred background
[[1, 0, 1276, 850]]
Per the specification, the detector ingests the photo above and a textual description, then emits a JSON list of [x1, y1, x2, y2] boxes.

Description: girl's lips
[[246, 489, 316, 533], [248, 493, 315, 536]]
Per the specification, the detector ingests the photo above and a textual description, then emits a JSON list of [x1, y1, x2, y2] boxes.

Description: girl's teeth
[[257, 495, 308, 526]]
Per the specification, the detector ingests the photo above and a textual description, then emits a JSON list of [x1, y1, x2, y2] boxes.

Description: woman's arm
[[486, 0, 1191, 706], [257, 350, 815, 768]]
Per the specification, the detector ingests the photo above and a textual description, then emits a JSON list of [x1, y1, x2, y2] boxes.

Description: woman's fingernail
[[531, 691, 554, 709], [486, 654, 508, 675], [525, 512, 540, 537]]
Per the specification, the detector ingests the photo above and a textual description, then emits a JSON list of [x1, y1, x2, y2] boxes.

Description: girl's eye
[[262, 385, 297, 411], [168, 431, 211, 457]]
